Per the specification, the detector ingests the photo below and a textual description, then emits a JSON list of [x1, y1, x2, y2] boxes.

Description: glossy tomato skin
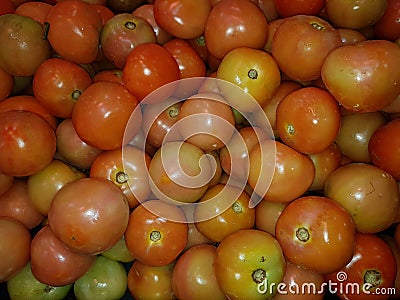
[[271, 14, 342, 82], [368, 118, 400, 181], [276, 86, 342, 154], [122, 42, 180, 102], [124, 199, 188, 267], [48, 177, 130, 255], [72, 81, 141, 151], [373, 0, 400, 41], [321, 40, 400, 112], [0, 14, 52, 76], [153, 0, 211, 39], [33, 57, 93, 118], [0, 110, 56, 177], [30, 225, 96, 287], [324, 163, 400, 234], [273, 0, 325, 17], [325, 233, 397, 300], [205, 0, 269, 59], [214, 228, 285, 299], [45, 0, 103, 64], [276, 196, 356, 274]]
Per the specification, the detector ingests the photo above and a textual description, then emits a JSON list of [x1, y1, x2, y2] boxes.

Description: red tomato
[[325, 233, 397, 300], [15, 1, 52, 25], [273, 0, 325, 17], [72, 81, 141, 151], [124, 199, 188, 267], [48, 177, 130, 255], [33, 57, 93, 118], [205, 0, 269, 59], [368, 118, 400, 181], [275, 195, 356, 274], [122, 42, 180, 102], [45, 0, 103, 64], [153, 0, 211, 39], [276, 86, 342, 154], [0, 0, 14, 15], [0, 110, 56, 177], [373, 0, 400, 41]]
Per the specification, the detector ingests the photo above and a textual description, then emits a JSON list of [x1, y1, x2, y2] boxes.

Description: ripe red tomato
[[48, 177, 130, 255], [0, 110, 56, 177], [368, 118, 400, 181], [373, 0, 400, 41], [45, 0, 103, 64], [205, 0, 269, 59], [72, 81, 141, 151], [124, 199, 188, 267], [122, 42, 180, 102], [15, 1, 52, 25], [325, 233, 397, 300], [33, 57, 93, 118], [276, 86, 342, 154], [275, 195, 356, 274], [273, 0, 325, 17]]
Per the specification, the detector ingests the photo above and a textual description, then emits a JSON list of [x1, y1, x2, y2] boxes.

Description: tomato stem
[[296, 227, 310, 242], [363, 269, 382, 288], [252, 268, 266, 284], [150, 230, 161, 242]]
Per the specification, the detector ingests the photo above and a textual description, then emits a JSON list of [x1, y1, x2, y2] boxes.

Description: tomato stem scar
[[364, 269, 382, 288], [71, 89, 82, 101], [116, 171, 128, 184], [296, 227, 310, 242], [248, 68, 258, 79], [150, 230, 161, 242], [232, 201, 242, 213], [252, 268, 267, 284], [124, 21, 136, 30], [311, 22, 324, 30]]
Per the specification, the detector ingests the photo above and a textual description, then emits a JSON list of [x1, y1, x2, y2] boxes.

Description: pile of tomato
[[0, 0, 400, 299]]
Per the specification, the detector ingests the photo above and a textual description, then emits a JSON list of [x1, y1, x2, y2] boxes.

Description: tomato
[[335, 111, 387, 163], [33, 57, 93, 118], [204, 0, 269, 59], [0, 14, 52, 76], [324, 163, 400, 233], [325, 0, 388, 29], [100, 13, 156, 69], [273, 0, 325, 17], [0, 217, 31, 283], [368, 118, 400, 181], [48, 177, 130, 255], [93, 69, 123, 85], [91, 3, 114, 25], [90, 145, 152, 209], [107, 0, 144, 13], [276, 195, 356, 274], [217, 47, 281, 111], [214, 228, 285, 299], [15, 1, 52, 25], [73, 255, 128, 300], [122, 42, 180, 102], [337, 28, 367, 45], [271, 14, 342, 82], [321, 40, 400, 112], [0, 0, 14, 15], [255, 200, 287, 237], [194, 184, 255, 242], [273, 260, 326, 300], [248, 140, 315, 203], [101, 236, 135, 263], [0, 173, 13, 197], [325, 233, 397, 300], [0, 67, 13, 101], [0, 179, 43, 229], [27, 159, 86, 216], [55, 118, 103, 170], [373, 0, 400, 41], [184, 222, 213, 251], [132, 3, 173, 45], [30, 225, 96, 287], [153, 0, 211, 39], [0, 95, 58, 130], [7, 262, 72, 300], [45, 0, 103, 64], [124, 199, 188, 267], [276, 86, 341, 154], [176, 92, 236, 151], [72, 81, 141, 151], [127, 260, 175, 299], [0, 110, 56, 177], [148, 141, 212, 204], [171, 244, 226, 299]]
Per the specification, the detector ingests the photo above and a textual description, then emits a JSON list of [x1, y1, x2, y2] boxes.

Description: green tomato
[[7, 262, 72, 300], [101, 236, 135, 263], [74, 255, 128, 300]]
